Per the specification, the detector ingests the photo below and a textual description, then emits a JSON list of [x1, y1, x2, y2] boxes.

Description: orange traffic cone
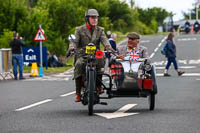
[[191, 25, 194, 34], [30, 62, 39, 77]]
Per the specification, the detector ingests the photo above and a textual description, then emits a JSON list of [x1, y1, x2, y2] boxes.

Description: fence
[[0, 48, 13, 80]]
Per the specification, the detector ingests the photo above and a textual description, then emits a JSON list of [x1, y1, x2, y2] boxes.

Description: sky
[[134, 0, 197, 21]]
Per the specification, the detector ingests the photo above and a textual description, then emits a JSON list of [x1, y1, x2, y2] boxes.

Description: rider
[[194, 20, 200, 33], [116, 32, 149, 60], [184, 20, 191, 33], [73, 9, 111, 102]]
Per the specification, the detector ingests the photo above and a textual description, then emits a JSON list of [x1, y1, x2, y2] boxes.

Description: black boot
[[178, 71, 185, 76], [164, 73, 171, 76]]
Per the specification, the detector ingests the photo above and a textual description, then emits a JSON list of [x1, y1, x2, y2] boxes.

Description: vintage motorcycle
[[68, 36, 157, 116]]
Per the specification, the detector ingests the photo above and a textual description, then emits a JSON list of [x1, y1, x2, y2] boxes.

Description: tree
[[0, 29, 13, 48]]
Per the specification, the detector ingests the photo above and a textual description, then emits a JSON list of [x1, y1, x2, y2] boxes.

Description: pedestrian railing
[[0, 48, 13, 80]]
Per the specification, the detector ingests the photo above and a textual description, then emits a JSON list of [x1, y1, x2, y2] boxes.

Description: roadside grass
[[23, 56, 74, 74]]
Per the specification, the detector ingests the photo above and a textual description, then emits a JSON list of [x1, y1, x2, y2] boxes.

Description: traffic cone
[[191, 25, 194, 34], [30, 62, 39, 77]]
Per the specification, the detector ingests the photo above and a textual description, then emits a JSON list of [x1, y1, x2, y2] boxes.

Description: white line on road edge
[[60, 91, 75, 97], [15, 99, 53, 111], [150, 36, 167, 59], [150, 53, 155, 59], [196, 79, 200, 80], [154, 47, 159, 52], [156, 73, 200, 77]]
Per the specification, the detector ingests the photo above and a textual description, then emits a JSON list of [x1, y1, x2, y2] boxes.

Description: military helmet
[[85, 9, 99, 17]]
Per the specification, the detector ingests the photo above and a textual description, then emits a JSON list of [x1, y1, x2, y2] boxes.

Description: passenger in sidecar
[[108, 32, 157, 95]]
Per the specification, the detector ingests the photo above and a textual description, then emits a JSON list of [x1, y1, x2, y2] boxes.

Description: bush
[[0, 29, 14, 48]]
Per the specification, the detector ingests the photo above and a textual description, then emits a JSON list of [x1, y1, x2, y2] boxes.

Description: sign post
[[33, 24, 47, 77]]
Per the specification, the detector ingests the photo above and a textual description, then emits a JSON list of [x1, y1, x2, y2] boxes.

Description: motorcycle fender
[[138, 79, 153, 90]]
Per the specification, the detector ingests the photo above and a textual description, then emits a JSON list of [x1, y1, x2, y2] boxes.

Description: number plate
[[86, 45, 96, 54]]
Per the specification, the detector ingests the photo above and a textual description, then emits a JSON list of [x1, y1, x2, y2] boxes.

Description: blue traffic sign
[[23, 47, 48, 68]]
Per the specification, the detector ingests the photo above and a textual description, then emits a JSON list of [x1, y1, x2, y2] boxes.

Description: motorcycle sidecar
[[100, 59, 157, 110]]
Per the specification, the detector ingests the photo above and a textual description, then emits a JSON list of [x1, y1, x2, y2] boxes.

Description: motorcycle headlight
[[144, 64, 152, 71]]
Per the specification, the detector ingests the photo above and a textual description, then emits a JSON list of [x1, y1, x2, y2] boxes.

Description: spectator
[[109, 33, 118, 51], [48, 53, 66, 67], [9, 33, 25, 80]]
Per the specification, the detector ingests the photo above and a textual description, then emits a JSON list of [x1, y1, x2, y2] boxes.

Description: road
[[0, 33, 200, 133]]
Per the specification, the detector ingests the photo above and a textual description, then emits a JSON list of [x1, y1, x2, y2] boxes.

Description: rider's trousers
[[75, 77, 82, 95]]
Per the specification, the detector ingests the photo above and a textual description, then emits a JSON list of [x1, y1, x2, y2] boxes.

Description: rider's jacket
[[118, 44, 149, 59], [73, 24, 110, 54], [73, 24, 110, 79]]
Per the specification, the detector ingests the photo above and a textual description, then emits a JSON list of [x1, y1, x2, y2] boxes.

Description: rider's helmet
[[85, 9, 99, 24]]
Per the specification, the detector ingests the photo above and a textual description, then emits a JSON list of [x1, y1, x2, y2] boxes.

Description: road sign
[[33, 28, 47, 41], [22, 47, 48, 68]]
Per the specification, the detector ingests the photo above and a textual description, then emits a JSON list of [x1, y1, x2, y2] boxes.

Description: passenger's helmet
[[85, 9, 99, 17]]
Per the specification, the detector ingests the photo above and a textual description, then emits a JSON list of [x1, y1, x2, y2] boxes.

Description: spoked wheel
[[88, 70, 95, 115], [148, 93, 155, 110]]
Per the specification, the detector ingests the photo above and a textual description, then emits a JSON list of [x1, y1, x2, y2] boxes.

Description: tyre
[[148, 93, 155, 110], [151, 65, 157, 94], [88, 70, 95, 115]]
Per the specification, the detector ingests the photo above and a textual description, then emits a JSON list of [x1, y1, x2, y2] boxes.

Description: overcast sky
[[134, 0, 196, 21]]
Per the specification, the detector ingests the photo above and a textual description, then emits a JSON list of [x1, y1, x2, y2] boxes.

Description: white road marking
[[60, 91, 75, 97], [177, 38, 197, 41], [196, 79, 200, 80], [53, 74, 72, 77], [153, 59, 200, 65], [153, 61, 166, 65], [189, 59, 200, 64], [95, 104, 139, 119], [158, 43, 162, 47], [178, 60, 187, 64], [140, 40, 150, 43], [156, 73, 200, 77], [155, 66, 196, 69], [150, 53, 155, 59], [15, 99, 52, 111], [154, 47, 159, 52], [150, 36, 167, 59]]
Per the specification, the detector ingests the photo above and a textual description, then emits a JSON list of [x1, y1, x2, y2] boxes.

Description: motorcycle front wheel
[[88, 70, 95, 115]]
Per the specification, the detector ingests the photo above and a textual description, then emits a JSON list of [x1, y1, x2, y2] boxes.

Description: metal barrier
[[0, 48, 13, 80]]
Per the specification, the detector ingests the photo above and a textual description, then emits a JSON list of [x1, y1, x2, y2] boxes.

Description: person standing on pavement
[[72, 9, 111, 102], [163, 32, 185, 76], [109, 33, 118, 52], [9, 33, 25, 80]]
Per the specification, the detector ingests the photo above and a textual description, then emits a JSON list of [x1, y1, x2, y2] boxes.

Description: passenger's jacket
[[166, 40, 176, 58], [118, 44, 149, 59]]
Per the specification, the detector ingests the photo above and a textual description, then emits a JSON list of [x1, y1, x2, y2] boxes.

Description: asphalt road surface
[[0, 33, 200, 133]]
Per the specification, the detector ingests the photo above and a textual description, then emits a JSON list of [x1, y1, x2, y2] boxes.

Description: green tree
[[0, 0, 28, 34], [0, 29, 13, 48]]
